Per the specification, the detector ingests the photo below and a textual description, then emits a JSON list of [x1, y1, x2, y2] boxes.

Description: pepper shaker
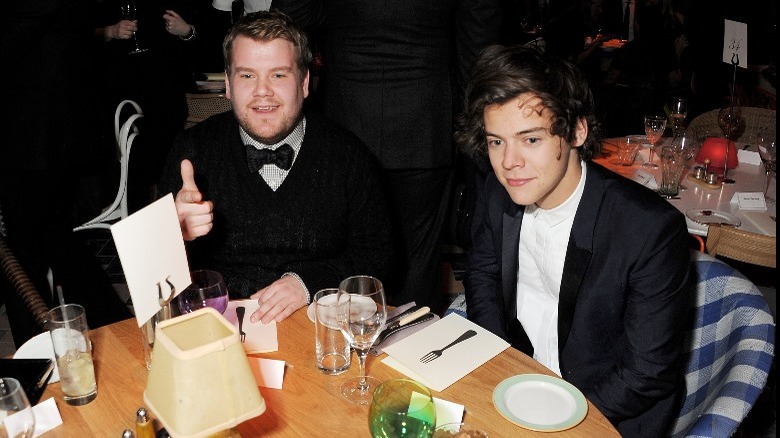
[[136, 408, 155, 438]]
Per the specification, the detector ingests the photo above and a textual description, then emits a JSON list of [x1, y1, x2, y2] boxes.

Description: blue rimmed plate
[[493, 374, 588, 432]]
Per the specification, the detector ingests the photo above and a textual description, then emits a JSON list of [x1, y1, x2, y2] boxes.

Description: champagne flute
[[643, 115, 667, 168], [669, 96, 688, 137], [177, 269, 229, 314], [369, 379, 436, 438], [0, 378, 36, 438], [120, 0, 149, 54], [336, 275, 387, 404], [756, 134, 776, 202]]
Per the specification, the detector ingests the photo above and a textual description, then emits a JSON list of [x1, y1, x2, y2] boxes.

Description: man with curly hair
[[455, 45, 691, 436]]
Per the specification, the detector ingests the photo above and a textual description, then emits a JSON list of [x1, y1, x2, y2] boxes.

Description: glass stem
[[356, 348, 369, 393], [765, 170, 772, 196]]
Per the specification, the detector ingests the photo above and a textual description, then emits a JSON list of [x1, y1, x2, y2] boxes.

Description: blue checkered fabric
[[444, 292, 467, 319], [668, 251, 775, 438]]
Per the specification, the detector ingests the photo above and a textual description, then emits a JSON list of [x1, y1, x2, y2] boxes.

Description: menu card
[[382, 314, 509, 392], [111, 194, 191, 327]]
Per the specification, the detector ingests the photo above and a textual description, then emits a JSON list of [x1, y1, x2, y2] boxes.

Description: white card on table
[[110, 194, 192, 327], [223, 299, 278, 353], [731, 192, 767, 211], [722, 20, 748, 68]]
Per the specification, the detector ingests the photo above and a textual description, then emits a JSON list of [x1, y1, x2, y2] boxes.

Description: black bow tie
[[246, 144, 294, 172]]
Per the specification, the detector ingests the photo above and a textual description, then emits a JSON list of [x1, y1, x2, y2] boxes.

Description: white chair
[[74, 100, 143, 231]]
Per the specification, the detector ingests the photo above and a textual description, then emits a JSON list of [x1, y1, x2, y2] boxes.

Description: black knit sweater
[[158, 111, 393, 299]]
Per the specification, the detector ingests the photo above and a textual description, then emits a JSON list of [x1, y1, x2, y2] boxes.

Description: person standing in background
[[276, 0, 501, 314], [94, 0, 199, 213], [1, 0, 133, 347]]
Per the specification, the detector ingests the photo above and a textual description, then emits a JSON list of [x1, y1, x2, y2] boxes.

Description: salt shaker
[[122, 430, 135, 438]]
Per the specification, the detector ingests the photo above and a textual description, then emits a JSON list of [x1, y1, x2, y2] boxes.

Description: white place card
[[731, 192, 767, 211], [631, 169, 658, 190], [737, 149, 762, 165], [247, 358, 285, 389], [31, 397, 63, 437], [111, 194, 192, 328], [383, 314, 509, 392]]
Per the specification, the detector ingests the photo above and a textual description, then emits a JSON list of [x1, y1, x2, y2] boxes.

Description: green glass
[[369, 379, 436, 438]]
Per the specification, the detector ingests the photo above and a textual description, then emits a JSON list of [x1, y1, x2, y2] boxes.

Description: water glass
[[658, 146, 686, 198], [314, 289, 351, 375], [47, 304, 97, 406], [0, 378, 35, 438], [614, 135, 643, 165], [369, 379, 436, 438]]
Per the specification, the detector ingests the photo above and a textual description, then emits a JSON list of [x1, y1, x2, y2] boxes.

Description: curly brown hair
[[223, 10, 312, 77], [455, 45, 601, 161]]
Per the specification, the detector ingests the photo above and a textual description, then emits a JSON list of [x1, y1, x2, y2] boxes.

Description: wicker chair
[[185, 93, 231, 129], [0, 235, 50, 331], [688, 107, 776, 143], [705, 223, 776, 269]]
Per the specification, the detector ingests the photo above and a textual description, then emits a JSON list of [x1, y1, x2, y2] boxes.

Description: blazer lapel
[[501, 204, 523, 322], [558, 163, 603, 352]]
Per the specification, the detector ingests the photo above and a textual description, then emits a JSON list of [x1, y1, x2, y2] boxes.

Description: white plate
[[685, 209, 742, 227], [306, 295, 376, 323], [493, 374, 587, 432], [13, 332, 60, 383]]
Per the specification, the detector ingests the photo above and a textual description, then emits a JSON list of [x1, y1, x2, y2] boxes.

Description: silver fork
[[419, 330, 477, 363], [236, 306, 246, 343]]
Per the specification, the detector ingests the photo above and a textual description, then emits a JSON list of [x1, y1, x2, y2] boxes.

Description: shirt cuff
[[282, 272, 310, 305]]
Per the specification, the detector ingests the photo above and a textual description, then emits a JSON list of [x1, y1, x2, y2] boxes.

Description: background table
[[40, 309, 620, 437], [597, 138, 776, 237]]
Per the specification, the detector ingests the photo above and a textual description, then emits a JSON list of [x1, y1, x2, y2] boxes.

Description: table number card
[[111, 194, 192, 327], [723, 20, 747, 68]]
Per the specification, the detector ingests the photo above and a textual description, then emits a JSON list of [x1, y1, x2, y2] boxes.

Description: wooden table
[[40, 309, 620, 437]]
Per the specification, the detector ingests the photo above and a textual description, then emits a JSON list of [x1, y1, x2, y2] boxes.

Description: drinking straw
[[56, 285, 76, 355]]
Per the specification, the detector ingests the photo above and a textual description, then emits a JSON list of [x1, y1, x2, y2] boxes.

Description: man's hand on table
[[250, 276, 308, 324]]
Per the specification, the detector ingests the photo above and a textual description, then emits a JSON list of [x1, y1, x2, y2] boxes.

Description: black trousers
[[382, 167, 454, 314], [0, 168, 132, 347]]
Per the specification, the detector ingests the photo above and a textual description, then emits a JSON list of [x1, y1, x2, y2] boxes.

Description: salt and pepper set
[[121, 407, 170, 438]]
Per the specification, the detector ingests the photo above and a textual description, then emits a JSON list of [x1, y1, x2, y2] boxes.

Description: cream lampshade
[[143, 308, 266, 438]]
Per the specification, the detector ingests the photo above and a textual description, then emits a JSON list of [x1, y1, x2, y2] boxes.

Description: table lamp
[[696, 137, 739, 173], [143, 308, 266, 438]]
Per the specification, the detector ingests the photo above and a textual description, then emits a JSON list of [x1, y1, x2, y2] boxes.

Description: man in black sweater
[[157, 11, 392, 324]]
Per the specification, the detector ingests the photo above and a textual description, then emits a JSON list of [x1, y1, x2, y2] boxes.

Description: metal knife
[[374, 307, 433, 347]]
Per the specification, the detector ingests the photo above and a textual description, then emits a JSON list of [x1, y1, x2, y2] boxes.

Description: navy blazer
[[465, 161, 692, 437]]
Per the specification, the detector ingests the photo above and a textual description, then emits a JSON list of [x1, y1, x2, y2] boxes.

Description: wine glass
[[177, 269, 229, 314], [671, 127, 699, 190], [336, 275, 387, 404], [0, 378, 36, 438], [120, 0, 149, 54], [756, 133, 776, 202], [717, 106, 745, 141], [369, 379, 436, 438], [669, 96, 688, 137], [643, 115, 667, 168]]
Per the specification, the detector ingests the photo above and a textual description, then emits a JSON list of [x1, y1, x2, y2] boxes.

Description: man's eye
[[527, 137, 541, 144], [487, 139, 502, 148]]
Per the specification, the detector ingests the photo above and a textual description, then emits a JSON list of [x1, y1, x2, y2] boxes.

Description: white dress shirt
[[516, 163, 587, 376], [240, 117, 305, 191]]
